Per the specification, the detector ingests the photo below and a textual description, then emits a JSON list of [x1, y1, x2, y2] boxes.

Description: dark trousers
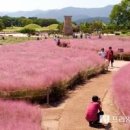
[[96, 111, 104, 122], [89, 111, 104, 125]]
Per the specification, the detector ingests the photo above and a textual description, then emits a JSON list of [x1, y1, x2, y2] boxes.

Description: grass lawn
[[3, 27, 23, 32], [0, 36, 35, 45]]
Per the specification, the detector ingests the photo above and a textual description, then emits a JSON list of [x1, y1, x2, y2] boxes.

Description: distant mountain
[[0, 5, 113, 22], [0, 10, 44, 18], [76, 17, 110, 24]]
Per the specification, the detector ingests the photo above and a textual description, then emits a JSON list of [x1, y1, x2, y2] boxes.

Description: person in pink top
[[85, 96, 104, 127]]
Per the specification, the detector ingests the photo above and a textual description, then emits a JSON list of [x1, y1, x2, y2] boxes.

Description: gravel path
[[41, 60, 130, 130]]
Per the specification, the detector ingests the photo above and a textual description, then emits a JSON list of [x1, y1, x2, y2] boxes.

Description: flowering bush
[[0, 39, 104, 95], [112, 63, 130, 116], [70, 36, 130, 54], [0, 99, 41, 130]]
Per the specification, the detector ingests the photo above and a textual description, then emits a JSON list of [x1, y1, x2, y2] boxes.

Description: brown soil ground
[[41, 60, 130, 130]]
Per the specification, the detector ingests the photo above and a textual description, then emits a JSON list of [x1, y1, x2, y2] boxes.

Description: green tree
[[0, 16, 60, 28], [79, 22, 91, 33], [0, 19, 4, 31], [2, 16, 12, 27], [33, 18, 59, 27], [57, 23, 63, 33], [20, 28, 36, 36], [18, 17, 33, 27], [90, 21, 105, 33], [80, 23, 87, 32], [110, 0, 130, 29], [72, 23, 79, 32]]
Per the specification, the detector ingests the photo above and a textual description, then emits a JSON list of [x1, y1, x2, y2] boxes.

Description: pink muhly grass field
[[0, 99, 41, 130], [112, 63, 130, 117], [0, 39, 103, 91], [70, 36, 130, 53]]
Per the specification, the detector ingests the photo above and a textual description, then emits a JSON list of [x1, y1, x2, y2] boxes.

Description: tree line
[[77, 0, 130, 34], [0, 16, 59, 30], [110, 0, 130, 30]]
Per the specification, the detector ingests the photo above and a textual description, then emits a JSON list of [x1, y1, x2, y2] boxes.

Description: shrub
[[0, 39, 105, 100], [20, 28, 36, 35], [121, 30, 127, 34], [112, 63, 130, 119], [114, 32, 121, 35], [0, 99, 42, 130]]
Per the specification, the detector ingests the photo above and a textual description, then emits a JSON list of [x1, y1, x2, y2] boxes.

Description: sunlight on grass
[[3, 26, 23, 32], [0, 36, 35, 45]]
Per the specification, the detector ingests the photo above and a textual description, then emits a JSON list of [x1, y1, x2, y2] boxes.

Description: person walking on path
[[98, 48, 109, 70], [106, 47, 114, 67], [98, 48, 106, 59]]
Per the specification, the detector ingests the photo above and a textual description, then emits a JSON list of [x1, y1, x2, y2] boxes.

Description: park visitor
[[98, 48, 109, 69], [56, 37, 61, 46], [98, 48, 106, 59], [85, 96, 104, 127], [106, 46, 114, 67]]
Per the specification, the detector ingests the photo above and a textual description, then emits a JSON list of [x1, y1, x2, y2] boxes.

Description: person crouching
[[85, 96, 104, 127]]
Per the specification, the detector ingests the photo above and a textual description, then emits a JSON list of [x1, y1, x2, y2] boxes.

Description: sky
[[0, 0, 122, 12]]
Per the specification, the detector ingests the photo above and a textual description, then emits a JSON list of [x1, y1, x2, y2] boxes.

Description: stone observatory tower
[[63, 16, 73, 35]]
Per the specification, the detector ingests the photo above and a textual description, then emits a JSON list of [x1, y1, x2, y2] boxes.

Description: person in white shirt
[[98, 48, 106, 59]]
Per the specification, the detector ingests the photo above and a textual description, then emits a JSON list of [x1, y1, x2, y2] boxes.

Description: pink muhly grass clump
[[0, 39, 104, 91], [70, 36, 130, 53], [0, 99, 42, 130], [112, 63, 130, 116]]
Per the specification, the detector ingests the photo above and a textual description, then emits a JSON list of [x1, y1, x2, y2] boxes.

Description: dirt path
[[41, 61, 130, 130]]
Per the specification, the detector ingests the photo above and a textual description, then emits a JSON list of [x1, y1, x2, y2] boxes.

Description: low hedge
[[114, 53, 130, 61], [0, 64, 107, 103]]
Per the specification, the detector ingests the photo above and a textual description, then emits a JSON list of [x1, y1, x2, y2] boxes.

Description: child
[[85, 96, 104, 127]]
